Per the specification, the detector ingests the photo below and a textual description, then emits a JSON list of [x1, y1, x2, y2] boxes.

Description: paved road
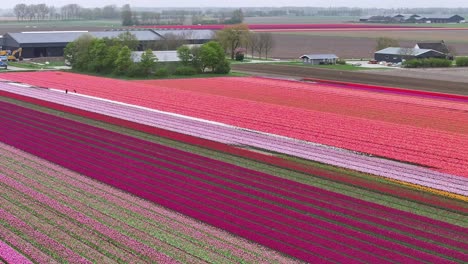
[[232, 64, 468, 96]]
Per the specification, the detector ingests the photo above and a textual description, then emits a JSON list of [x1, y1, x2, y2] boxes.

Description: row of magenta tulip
[[0, 142, 299, 263]]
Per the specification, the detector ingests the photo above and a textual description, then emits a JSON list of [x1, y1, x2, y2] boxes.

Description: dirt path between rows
[[232, 64, 468, 96]]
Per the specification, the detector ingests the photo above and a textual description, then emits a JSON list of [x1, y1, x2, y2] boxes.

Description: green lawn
[[8, 61, 65, 69]]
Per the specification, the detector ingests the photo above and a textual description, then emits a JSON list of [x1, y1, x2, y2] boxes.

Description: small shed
[[300, 54, 338, 65]]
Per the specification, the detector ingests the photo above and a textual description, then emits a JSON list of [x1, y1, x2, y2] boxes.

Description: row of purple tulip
[[1, 101, 466, 263], [0, 83, 465, 196]]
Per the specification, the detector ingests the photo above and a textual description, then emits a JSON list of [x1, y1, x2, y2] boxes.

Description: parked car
[[368, 59, 378, 64], [0, 60, 7, 69]]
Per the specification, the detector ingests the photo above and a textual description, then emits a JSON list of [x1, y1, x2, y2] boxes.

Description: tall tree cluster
[[177, 41, 231, 74], [216, 24, 275, 60], [64, 32, 157, 77]]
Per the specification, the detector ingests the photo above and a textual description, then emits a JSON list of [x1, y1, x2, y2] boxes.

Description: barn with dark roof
[[0, 29, 215, 58]]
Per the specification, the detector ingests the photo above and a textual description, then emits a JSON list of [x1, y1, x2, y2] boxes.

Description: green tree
[[64, 34, 94, 71], [87, 39, 108, 73], [216, 24, 250, 60], [200, 41, 227, 73], [116, 31, 139, 51], [114, 46, 133, 75], [139, 49, 158, 75], [102, 45, 120, 73], [121, 4, 133, 26], [376, 37, 400, 51], [230, 9, 244, 24], [190, 46, 203, 73], [177, 45, 192, 66]]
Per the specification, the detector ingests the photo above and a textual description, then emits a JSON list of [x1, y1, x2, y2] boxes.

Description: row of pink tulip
[[0, 240, 33, 264]]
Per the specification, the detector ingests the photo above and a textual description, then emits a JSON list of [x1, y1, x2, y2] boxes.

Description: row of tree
[[13, 3, 120, 21], [123, 5, 244, 26], [216, 24, 274, 60], [64, 32, 151, 76], [64, 32, 231, 78], [177, 42, 230, 74]]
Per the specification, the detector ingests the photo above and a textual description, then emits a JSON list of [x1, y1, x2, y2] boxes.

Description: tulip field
[[2, 72, 467, 178], [0, 71, 467, 263]]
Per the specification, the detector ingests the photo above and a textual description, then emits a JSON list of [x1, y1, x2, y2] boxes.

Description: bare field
[[244, 16, 358, 24], [231, 63, 468, 95], [275, 29, 468, 42], [269, 30, 468, 59], [360, 67, 468, 83], [269, 34, 415, 59]]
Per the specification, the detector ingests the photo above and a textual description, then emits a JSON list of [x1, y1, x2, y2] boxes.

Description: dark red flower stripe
[[1, 90, 466, 215], [1, 102, 467, 263]]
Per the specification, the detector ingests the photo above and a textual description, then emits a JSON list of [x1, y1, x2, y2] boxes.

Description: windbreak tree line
[[65, 32, 231, 78], [13, 3, 121, 21], [64, 33, 157, 78], [177, 41, 231, 74], [215, 24, 275, 60]]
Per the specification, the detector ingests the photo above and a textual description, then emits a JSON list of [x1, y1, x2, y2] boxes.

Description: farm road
[[232, 64, 468, 96]]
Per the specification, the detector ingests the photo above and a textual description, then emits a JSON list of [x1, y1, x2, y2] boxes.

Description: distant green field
[[244, 16, 359, 24]]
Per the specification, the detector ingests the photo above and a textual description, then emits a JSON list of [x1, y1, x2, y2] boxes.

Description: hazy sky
[[4, 0, 468, 8]]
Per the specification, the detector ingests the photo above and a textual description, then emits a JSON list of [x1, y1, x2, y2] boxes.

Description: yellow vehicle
[[0, 48, 23, 61]]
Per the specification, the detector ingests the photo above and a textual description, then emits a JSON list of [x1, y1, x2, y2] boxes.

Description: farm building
[[424, 15, 465, 23], [360, 14, 464, 24], [415, 41, 452, 59], [131, 50, 180, 62], [0, 29, 215, 58], [374, 47, 446, 63], [300, 54, 338, 65]]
